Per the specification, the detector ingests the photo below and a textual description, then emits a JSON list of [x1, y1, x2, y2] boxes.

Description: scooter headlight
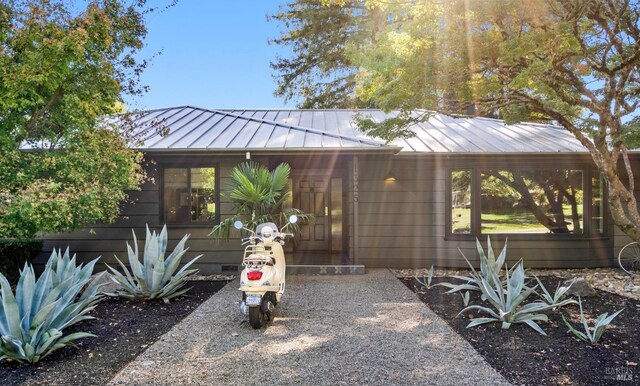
[[261, 226, 273, 238]]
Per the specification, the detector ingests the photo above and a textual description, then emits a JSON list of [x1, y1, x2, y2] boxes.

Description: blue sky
[[125, 1, 294, 111]]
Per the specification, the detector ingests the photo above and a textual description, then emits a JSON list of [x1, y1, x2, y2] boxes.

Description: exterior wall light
[[384, 168, 396, 182]]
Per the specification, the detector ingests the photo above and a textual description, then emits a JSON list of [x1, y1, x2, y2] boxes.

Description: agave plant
[[534, 276, 578, 309], [562, 297, 624, 344], [415, 265, 435, 289], [0, 250, 104, 363], [106, 225, 201, 301], [209, 161, 313, 241], [457, 262, 560, 335], [437, 237, 510, 295]]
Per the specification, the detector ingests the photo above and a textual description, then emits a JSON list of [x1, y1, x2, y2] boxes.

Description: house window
[[448, 167, 602, 237], [451, 170, 472, 234], [591, 174, 604, 234], [163, 167, 218, 224]]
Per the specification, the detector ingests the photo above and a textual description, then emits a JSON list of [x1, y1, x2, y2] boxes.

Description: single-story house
[[38, 106, 640, 273]]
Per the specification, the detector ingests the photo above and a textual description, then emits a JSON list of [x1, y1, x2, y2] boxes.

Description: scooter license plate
[[246, 294, 262, 306]]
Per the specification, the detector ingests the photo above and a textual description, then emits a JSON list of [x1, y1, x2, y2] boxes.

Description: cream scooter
[[235, 215, 297, 329]]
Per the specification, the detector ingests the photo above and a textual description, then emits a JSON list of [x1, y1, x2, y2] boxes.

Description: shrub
[[106, 225, 202, 301], [0, 249, 103, 363], [0, 239, 43, 285]]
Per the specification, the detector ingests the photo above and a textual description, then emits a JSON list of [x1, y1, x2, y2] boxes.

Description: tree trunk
[[594, 149, 640, 242]]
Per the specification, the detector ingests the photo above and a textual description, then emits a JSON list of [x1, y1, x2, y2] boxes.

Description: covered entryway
[[292, 170, 348, 265]]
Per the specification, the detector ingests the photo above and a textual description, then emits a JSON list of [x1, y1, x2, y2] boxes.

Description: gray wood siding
[[355, 155, 613, 269], [37, 155, 247, 274], [37, 152, 628, 271]]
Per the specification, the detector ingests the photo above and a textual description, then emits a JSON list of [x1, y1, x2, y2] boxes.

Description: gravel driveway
[[109, 269, 510, 386]]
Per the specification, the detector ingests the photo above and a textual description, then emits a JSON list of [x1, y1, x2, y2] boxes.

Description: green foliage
[[269, 0, 372, 108], [0, 239, 42, 284], [438, 237, 508, 295], [458, 262, 557, 335], [106, 225, 201, 301], [0, 249, 104, 363], [461, 291, 470, 307], [435, 236, 576, 335], [0, 0, 154, 239], [535, 277, 578, 308], [415, 264, 435, 289], [209, 162, 313, 242], [562, 297, 623, 344], [274, 0, 640, 241]]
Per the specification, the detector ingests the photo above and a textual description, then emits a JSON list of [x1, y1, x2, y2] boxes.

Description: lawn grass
[[452, 205, 583, 234]]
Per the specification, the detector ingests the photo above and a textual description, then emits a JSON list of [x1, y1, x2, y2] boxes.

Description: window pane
[[451, 170, 471, 234], [164, 168, 189, 223], [592, 174, 604, 233], [480, 170, 583, 234], [190, 168, 216, 222]]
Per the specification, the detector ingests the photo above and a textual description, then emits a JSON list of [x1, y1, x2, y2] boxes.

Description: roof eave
[[136, 146, 403, 155]]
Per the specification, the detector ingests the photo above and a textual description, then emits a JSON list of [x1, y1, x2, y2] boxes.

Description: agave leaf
[[450, 274, 476, 282], [150, 256, 166, 293], [30, 264, 52, 323], [15, 263, 35, 332], [161, 235, 190, 283], [175, 254, 202, 276], [486, 236, 496, 268], [0, 274, 21, 337], [444, 284, 480, 294], [107, 259, 138, 289], [159, 225, 169, 258], [522, 319, 547, 335], [144, 225, 157, 283], [593, 309, 624, 343], [597, 308, 624, 328], [561, 314, 588, 342], [30, 299, 62, 330], [466, 318, 499, 328], [80, 272, 106, 301], [39, 332, 96, 361], [162, 286, 192, 301], [1, 335, 27, 360], [34, 328, 63, 357], [496, 238, 508, 268], [457, 305, 500, 319]]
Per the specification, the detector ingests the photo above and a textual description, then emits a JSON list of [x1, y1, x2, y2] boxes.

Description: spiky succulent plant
[[437, 237, 511, 295], [0, 249, 104, 363], [106, 225, 202, 301], [457, 262, 561, 335], [562, 297, 624, 344]]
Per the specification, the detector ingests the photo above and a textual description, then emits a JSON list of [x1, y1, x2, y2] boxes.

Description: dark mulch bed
[[401, 276, 640, 386], [0, 280, 228, 386]]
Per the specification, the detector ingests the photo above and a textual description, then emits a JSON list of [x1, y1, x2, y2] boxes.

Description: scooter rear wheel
[[249, 306, 265, 329]]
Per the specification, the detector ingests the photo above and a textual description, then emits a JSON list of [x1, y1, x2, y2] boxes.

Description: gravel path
[[109, 269, 510, 386]]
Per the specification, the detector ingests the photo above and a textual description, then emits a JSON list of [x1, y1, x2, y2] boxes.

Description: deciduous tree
[[0, 0, 156, 239], [272, 0, 640, 242]]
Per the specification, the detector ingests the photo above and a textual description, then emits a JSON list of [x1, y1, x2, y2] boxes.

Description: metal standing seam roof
[[226, 109, 592, 153], [125, 106, 593, 153], [128, 106, 389, 151]]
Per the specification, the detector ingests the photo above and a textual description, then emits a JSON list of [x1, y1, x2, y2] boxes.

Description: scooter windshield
[[256, 222, 279, 234]]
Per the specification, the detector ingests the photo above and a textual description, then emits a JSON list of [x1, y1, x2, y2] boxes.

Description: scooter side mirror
[[233, 220, 244, 230], [289, 215, 298, 224]]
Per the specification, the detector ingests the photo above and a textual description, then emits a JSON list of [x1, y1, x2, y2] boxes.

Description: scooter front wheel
[[249, 306, 265, 329]]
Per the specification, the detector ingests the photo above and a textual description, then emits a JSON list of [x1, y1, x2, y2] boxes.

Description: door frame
[[291, 169, 348, 256]]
